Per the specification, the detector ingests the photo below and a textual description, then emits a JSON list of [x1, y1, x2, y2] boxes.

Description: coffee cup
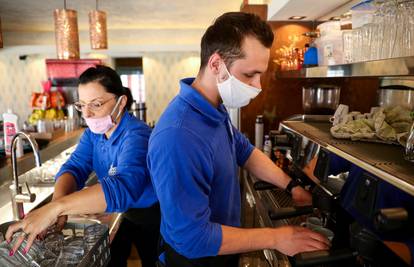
[[312, 226, 335, 242], [300, 216, 323, 230]]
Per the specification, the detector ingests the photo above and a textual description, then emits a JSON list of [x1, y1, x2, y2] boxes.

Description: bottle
[[3, 108, 23, 158], [255, 115, 264, 150], [263, 135, 272, 158], [138, 102, 147, 123], [303, 42, 318, 67]]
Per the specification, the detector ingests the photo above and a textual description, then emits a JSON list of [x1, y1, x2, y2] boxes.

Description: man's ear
[[208, 52, 222, 75]]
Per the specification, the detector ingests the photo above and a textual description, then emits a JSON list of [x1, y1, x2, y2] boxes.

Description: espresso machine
[[241, 114, 414, 267]]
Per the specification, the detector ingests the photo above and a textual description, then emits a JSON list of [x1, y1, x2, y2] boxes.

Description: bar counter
[[0, 128, 122, 241]]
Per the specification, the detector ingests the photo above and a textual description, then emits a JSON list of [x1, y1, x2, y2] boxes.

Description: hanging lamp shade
[[89, 0, 107, 50], [53, 8, 80, 59], [0, 17, 3, 48]]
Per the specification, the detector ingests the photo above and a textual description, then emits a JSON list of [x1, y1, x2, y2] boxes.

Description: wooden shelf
[[276, 56, 414, 78]]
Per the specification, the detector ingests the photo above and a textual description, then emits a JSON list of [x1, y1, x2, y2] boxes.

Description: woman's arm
[[6, 183, 107, 254], [52, 173, 78, 200]]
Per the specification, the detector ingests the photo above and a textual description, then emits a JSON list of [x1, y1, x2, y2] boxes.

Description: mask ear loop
[[110, 96, 124, 123], [217, 61, 232, 84]]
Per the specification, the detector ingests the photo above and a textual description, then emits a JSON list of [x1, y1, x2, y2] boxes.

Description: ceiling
[[0, 0, 243, 55], [0, 0, 358, 56], [267, 0, 357, 21]]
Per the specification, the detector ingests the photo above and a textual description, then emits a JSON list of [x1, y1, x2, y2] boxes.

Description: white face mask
[[217, 63, 261, 109]]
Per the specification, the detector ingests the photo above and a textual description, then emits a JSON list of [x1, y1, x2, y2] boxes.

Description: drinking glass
[[352, 28, 363, 62], [404, 122, 414, 162], [83, 223, 107, 251], [54, 246, 84, 267], [342, 30, 353, 63], [43, 232, 64, 256]]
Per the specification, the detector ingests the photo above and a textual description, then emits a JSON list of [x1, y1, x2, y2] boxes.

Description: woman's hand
[[38, 193, 69, 240], [5, 201, 62, 254], [38, 214, 67, 240]]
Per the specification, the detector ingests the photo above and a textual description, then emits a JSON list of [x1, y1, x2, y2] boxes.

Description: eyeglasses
[[74, 96, 115, 112]]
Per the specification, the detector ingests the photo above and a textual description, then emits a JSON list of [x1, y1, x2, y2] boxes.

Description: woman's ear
[[119, 95, 128, 111]]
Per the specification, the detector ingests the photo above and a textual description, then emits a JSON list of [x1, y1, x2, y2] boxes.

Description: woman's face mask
[[216, 62, 261, 109], [83, 96, 124, 134]]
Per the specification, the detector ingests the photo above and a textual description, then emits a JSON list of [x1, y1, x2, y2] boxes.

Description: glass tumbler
[[404, 122, 414, 162]]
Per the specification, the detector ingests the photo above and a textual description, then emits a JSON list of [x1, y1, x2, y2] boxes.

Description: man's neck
[[191, 74, 221, 108]]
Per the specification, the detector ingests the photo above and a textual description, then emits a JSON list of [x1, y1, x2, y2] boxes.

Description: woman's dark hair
[[78, 65, 133, 110], [200, 12, 274, 69]]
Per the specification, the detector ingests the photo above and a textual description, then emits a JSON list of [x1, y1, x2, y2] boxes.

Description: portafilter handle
[[253, 181, 277, 191], [268, 206, 315, 221], [293, 249, 357, 267]]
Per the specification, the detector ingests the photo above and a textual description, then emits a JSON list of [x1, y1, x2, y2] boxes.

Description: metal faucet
[[10, 132, 41, 220]]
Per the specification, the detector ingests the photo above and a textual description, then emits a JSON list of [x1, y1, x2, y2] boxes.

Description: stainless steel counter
[[280, 119, 414, 196]]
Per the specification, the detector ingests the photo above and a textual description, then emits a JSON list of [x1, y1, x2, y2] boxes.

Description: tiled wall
[[0, 54, 50, 125], [0, 51, 201, 127], [143, 52, 200, 123]]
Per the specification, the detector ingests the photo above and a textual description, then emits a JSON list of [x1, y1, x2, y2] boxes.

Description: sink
[[0, 221, 15, 237], [0, 171, 98, 226], [0, 182, 55, 225]]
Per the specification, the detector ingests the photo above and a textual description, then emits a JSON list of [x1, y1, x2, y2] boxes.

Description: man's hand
[[272, 226, 330, 256], [292, 186, 312, 206]]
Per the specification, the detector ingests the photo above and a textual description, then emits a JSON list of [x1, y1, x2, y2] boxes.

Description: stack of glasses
[[0, 222, 107, 267], [349, 0, 414, 62], [83, 224, 107, 252]]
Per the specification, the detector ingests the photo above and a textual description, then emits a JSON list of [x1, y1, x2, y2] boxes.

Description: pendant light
[[89, 0, 108, 50], [54, 0, 80, 59], [0, 17, 3, 48]]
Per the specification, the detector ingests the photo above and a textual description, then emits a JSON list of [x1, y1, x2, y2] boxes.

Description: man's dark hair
[[78, 65, 133, 110], [200, 12, 274, 70]]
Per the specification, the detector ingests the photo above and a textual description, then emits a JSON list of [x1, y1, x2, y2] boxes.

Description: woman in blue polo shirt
[[6, 65, 160, 267]]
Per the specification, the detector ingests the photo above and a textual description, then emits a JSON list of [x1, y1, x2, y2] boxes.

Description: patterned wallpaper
[[143, 52, 200, 123], [0, 51, 200, 126], [0, 53, 50, 125]]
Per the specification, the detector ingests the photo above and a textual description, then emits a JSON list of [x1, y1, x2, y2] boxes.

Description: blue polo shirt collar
[[179, 78, 228, 125], [98, 111, 131, 145]]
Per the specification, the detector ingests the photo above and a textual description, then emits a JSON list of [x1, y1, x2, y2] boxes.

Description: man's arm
[[244, 148, 291, 188], [218, 225, 330, 256], [244, 148, 312, 205]]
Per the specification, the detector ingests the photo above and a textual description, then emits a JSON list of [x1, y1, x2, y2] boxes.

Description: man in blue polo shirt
[[147, 12, 329, 267]]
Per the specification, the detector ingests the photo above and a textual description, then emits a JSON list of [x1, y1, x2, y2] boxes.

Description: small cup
[[313, 227, 335, 242], [300, 216, 323, 230]]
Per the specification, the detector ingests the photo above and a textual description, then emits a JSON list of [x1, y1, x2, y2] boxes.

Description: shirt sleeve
[[232, 126, 254, 167], [100, 129, 151, 212], [147, 128, 222, 259], [55, 130, 94, 190]]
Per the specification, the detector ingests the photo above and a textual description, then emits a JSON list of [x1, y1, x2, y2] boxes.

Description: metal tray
[[0, 219, 110, 267], [281, 120, 414, 196]]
